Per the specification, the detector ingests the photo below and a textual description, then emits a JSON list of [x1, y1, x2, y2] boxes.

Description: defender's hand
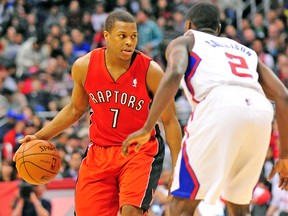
[[267, 158, 288, 190], [122, 128, 151, 157]]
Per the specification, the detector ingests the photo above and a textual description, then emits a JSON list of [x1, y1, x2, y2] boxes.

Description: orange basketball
[[15, 139, 61, 185]]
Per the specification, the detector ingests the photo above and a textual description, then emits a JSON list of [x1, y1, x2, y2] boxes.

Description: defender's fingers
[[135, 143, 143, 152], [122, 139, 135, 157], [267, 167, 277, 181]]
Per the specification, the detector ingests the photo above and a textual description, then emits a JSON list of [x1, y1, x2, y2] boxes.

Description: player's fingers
[[19, 135, 32, 144], [135, 143, 143, 152], [122, 138, 135, 157], [121, 142, 129, 157], [267, 167, 277, 181], [279, 177, 288, 190]]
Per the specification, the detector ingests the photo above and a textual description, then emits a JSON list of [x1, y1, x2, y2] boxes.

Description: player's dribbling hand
[[13, 135, 39, 162], [267, 158, 288, 190], [122, 128, 151, 157]]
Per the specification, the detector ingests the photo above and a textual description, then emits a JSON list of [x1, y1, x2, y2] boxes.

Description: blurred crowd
[[0, 0, 288, 215]]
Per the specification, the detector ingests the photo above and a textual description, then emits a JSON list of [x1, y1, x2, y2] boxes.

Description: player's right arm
[[258, 59, 288, 189], [19, 54, 90, 143]]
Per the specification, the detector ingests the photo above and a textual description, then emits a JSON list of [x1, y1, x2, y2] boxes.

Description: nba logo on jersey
[[132, 78, 137, 87]]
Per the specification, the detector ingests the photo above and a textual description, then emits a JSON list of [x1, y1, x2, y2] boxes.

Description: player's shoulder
[[71, 51, 94, 83], [166, 34, 194, 56], [73, 51, 92, 69]]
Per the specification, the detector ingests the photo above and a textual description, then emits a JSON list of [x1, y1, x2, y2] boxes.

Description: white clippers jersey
[[182, 30, 264, 110]]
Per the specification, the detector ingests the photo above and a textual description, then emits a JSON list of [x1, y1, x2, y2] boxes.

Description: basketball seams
[[15, 139, 61, 185], [20, 162, 42, 184], [15, 153, 61, 160], [20, 161, 59, 175]]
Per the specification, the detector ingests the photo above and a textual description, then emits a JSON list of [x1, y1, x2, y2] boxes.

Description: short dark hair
[[104, 10, 135, 32], [186, 2, 220, 31]]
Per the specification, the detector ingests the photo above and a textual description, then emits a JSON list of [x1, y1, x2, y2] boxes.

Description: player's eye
[[119, 34, 125, 38]]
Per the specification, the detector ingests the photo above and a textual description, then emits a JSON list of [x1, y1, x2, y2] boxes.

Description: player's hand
[[267, 158, 288, 190], [13, 135, 39, 161], [19, 135, 38, 144], [122, 128, 151, 157]]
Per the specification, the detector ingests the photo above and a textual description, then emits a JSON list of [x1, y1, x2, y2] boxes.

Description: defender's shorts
[[171, 86, 274, 205]]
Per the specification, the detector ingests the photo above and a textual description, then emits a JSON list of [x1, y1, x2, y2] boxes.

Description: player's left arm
[[122, 36, 190, 158]]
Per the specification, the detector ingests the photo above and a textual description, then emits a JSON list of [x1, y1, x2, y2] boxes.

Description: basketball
[[15, 139, 61, 185]]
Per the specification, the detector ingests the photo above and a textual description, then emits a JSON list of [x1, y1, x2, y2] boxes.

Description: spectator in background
[[25, 12, 38, 39], [91, 24, 106, 49], [64, 133, 81, 161], [266, 174, 288, 216], [153, 0, 172, 20], [0, 26, 22, 62], [0, 159, 17, 182], [15, 32, 50, 78], [266, 23, 281, 58], [251, 177, 271, 216], [43, 4, 64, 35], [113, 0, 129, 12], [70, 27, 91, 59], [61, 149, 83, 179], [66, 0, 82, 29], [252, 12, 268, 40], [136, 9, 163, 65], [91, 1, 108, 33], [242, 27, 256, 47], [224, 24, 242, 42], [0, 110, 23, 143], [62, 40, 75, 65], [11, 183, 52, 216], [172, 9, 185, 35], [81, 11, 94, 43], [275, 53, 288, 77], [252, 38, 275, 69]]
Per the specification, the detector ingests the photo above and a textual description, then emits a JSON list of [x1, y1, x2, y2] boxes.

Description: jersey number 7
[[225, 52, 252, 78]]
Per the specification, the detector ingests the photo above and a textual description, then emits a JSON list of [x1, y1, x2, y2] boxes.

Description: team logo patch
[[132, 78, 137, 87]]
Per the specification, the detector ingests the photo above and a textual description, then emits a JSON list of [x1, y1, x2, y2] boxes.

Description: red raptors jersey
[[84, 48, 155, 146]]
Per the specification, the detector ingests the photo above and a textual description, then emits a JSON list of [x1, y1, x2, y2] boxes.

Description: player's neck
[[105, 50, 131, 81], [197, 28, 217, 35], [105, 50, 131, 68]]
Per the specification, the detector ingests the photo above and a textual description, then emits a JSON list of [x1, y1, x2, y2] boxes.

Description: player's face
[[104, 21, 138, 61]]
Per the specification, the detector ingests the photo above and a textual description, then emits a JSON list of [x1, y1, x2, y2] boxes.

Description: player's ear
[[103, 31, 109, 41], [185, 20, 192, 32]]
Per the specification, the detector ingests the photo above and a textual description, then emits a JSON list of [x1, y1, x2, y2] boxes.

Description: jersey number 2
[[225, 53, 252, 78]]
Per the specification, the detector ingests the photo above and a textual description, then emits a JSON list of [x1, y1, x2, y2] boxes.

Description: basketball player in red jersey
[[15, 11, 182, 216]]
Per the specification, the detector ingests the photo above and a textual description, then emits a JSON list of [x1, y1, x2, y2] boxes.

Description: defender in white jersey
[[123, 2, 288, 216]]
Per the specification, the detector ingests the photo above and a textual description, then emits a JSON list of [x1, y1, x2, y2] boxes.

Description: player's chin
[[120, 54, 132, 61], [121, 50, 133, 58]]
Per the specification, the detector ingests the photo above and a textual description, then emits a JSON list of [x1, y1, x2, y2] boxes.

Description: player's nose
[[125, 37, 132, 46]]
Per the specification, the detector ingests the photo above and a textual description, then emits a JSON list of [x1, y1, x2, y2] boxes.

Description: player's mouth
[[122, 49, 133, 55]]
